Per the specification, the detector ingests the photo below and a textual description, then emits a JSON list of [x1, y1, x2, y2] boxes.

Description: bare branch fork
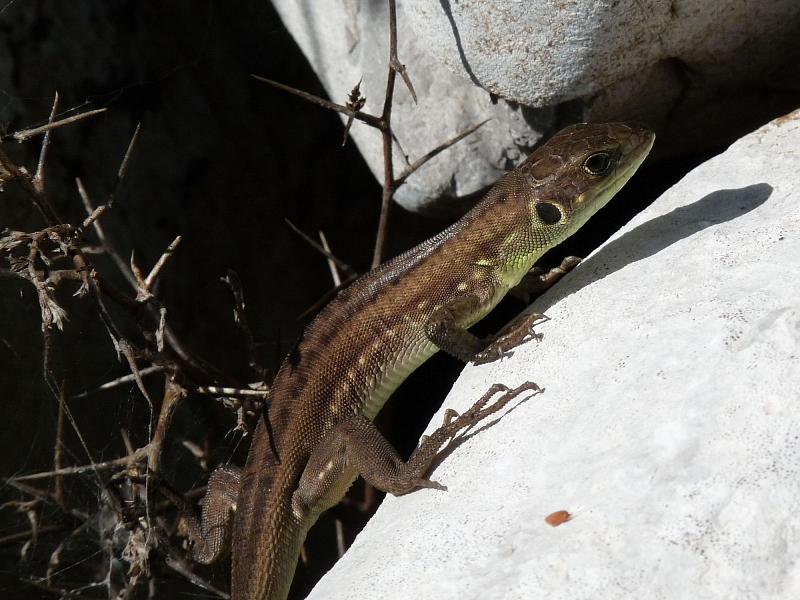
[[253, 0, 487, 268], [6, 97, 240, 389], [0, 93, 249, 596], [2, 92, 253, 460]]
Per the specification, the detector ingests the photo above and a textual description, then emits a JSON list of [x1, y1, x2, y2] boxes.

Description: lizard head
[[522, 122, 655, 247]]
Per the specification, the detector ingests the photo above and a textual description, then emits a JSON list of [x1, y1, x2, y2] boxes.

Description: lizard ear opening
[[535, 202, 562, 225]]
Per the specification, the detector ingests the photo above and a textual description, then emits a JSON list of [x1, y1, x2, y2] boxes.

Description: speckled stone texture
[[272, 0, 800, 212]]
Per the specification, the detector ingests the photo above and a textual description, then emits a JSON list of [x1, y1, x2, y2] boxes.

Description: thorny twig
[[54, 384, 67, 504], [251, 74, 383, 129], [11, 107, 108, 142], [71, 365, 165, 398], [222, 269, 271, 382], [131, 235, 182, 302], [342, 79, 366, 145], [371, 0, 407, 267], [318, 230, 341, 287], [294, 273, 359, 323], [254, 0, 484, 269], [394, 119, 490, 187], [0, 102, 241, 597], [193, 383, 269, 399], [283, 218, 355, 276], [10, 447, 150, 482], [33, 92, 59, 194], [72, 130, 236, 387]]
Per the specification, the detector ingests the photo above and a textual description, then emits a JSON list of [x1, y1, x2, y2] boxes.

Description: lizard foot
[[401, 382, 543, 495], [473, 313, 549, 365], [434, 382, 543, 442], [412, 478, 447, 492]]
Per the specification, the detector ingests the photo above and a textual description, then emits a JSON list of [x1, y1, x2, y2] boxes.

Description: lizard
[[183, 122, 655, 599]]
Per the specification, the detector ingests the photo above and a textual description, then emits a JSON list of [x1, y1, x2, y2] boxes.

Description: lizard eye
[[583, 151, 615, 176], [536, 202, 561, 225]]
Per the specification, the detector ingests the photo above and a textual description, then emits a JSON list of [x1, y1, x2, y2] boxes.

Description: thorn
[[392, 59, 417, 104], [342, 78, 367, 146], [12, 107, 108, 142]]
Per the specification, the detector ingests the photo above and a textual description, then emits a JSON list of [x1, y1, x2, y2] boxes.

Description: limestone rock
[[272, 1, 800, 212], [307, 110, 800, 599]]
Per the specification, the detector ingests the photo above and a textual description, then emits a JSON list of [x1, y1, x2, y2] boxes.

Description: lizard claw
[[414, 478, 447, 492], [473, 312, 548, 365]]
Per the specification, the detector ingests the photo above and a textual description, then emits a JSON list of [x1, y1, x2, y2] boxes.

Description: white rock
[[271, 0, 542, 214], [271, 1, 800, 212], [405, 1, 800, 106], [307, 111, 800, 599]]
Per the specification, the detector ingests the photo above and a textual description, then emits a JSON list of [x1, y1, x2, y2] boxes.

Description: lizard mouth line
[[611, 134, 655, 191], [587, 132, 654, 209]]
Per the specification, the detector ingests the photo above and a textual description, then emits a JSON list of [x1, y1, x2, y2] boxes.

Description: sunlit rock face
[[272, 1, 800, 212], [307, 110, 800, 600]]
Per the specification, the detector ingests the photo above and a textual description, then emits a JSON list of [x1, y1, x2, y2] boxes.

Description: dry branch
[[254, 0, 483, 270], [11, 107, 107, 142]]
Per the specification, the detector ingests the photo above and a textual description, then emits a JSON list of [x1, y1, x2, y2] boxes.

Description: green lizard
[[184, 122, 655, 599]]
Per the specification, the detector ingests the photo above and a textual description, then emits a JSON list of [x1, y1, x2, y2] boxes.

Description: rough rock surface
[[271, 0, 549, 214], [307, 110, 800, 599], [406, 1, 800, 107], [272, 0, 800, 212]]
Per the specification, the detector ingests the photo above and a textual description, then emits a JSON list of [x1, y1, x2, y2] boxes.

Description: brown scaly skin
[[184, 123, 655, 599]]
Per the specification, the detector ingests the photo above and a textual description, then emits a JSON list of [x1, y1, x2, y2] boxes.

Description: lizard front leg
[[424, 295, 548, 366], [508, 255, 582, 304], [293, 382, 542, 509]]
